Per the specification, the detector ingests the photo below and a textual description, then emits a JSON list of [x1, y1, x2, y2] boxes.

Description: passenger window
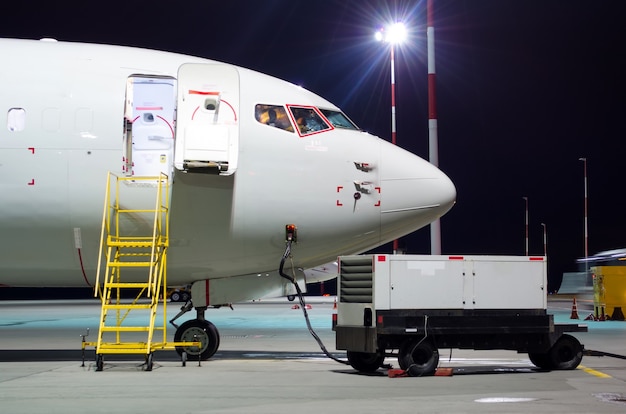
[[255, 104, 294, 132], [288, 106, 331, 136], [7, 108, 26, 132]]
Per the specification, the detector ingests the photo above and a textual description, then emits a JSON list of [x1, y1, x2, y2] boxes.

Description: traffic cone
[[570, 298, 579, 319], [612, 307, 625, 321]]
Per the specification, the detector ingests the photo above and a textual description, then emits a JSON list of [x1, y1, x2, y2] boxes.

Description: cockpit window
[[255, 104, 294, 132], [288, 106, 332, 136], [319, 109, 359, 130]]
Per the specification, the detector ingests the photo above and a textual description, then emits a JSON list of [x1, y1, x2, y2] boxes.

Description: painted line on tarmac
[[578, 364, 612, 378]]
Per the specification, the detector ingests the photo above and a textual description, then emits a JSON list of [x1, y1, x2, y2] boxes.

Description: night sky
[[2, 0, 626, 290]]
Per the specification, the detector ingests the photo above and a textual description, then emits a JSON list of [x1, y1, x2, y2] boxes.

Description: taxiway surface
[[0, 297, 625, 413]]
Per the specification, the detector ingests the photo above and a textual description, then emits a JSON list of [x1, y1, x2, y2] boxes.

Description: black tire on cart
[[346, 351, 385, 373], [398, 339, 439, 377], [528, 352, 553, 370], [549, 334, 583, 370]]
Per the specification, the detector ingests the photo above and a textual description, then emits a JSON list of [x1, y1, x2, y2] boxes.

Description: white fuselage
[[0, 39, 456, 301]]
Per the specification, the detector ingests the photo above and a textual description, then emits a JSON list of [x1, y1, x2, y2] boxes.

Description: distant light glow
[[375, 22, 407, 44]]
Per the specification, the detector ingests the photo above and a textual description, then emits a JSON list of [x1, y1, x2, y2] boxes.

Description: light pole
[[375, 22, 407, 146], [376, 22, 406, 254], [541, 223, 547, 256], [579, 157, 588, 275], [523, 196, 528, 256]]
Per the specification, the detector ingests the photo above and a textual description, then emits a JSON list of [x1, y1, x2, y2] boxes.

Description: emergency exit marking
[[336, 186, 343, 206], [28, 179, 35, 185], [28, 147, 35, 154]]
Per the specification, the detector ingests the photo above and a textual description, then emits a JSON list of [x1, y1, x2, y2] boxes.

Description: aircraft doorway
[[123, 76, 177, 181]]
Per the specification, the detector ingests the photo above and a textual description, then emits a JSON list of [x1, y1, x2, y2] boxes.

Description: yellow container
[[590, 266, 626, 320]]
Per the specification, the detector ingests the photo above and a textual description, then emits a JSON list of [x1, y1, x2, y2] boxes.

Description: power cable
[[278, 240, 349, 366]]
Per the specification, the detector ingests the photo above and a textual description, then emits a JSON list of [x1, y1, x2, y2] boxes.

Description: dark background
[[2, 0, 625, 296]]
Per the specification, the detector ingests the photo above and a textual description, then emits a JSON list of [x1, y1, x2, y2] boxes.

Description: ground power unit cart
[[333, 254, 587, 376]]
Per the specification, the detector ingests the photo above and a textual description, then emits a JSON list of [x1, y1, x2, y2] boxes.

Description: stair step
[[103, 304, 153, 310], [107, 262, 154, 267], [108, 241, 156, 248], [105, 283, 151, 289]]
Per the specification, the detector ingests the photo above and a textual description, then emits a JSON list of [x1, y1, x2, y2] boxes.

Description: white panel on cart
[[471, 258, 546, 309], [388, 256, 465, 309]]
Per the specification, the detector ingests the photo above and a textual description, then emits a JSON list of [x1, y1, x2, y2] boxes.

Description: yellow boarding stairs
[[83, 172, 198, 371]]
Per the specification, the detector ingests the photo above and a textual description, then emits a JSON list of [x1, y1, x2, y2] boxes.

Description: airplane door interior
[[174, 63, 240, 175], [123, 76, 176, 181]]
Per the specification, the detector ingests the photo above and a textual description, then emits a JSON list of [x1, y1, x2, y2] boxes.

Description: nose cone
[[379, 141, 456, 241]]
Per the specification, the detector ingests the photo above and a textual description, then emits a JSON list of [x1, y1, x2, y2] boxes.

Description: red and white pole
[[579, 157, 588, 270], [427, 0, 441, 255]]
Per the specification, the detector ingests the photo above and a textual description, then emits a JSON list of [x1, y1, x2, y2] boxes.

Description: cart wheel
[[528, 352, 553, 370], [398, 339, 439, 376], [145, 353, 154, 371], [171, 291, 181, 302], [96, 354, 104, 372], [181, 351, 188, 367], [346, 351, 385, 373], [549, 334, 583, 370]]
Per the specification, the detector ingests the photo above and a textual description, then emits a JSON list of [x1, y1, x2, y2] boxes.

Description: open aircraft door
[[175, 63, 240, 175], [123, 76, 176, 181]]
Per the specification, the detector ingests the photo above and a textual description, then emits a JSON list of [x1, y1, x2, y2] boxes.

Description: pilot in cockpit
[[266, 108, 277, 127]]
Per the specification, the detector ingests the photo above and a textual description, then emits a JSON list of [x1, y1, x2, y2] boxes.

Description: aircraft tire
[[548, 334, 583, 370], [398, 339, 439, 377], [346, 351, 385, 373], [174, 319, 220, 361]]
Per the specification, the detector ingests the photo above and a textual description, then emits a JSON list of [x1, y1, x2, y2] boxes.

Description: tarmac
[[0, 296, 625, 413]]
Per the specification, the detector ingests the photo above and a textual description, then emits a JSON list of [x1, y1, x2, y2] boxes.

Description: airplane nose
[[379, 141, 456, 241]]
